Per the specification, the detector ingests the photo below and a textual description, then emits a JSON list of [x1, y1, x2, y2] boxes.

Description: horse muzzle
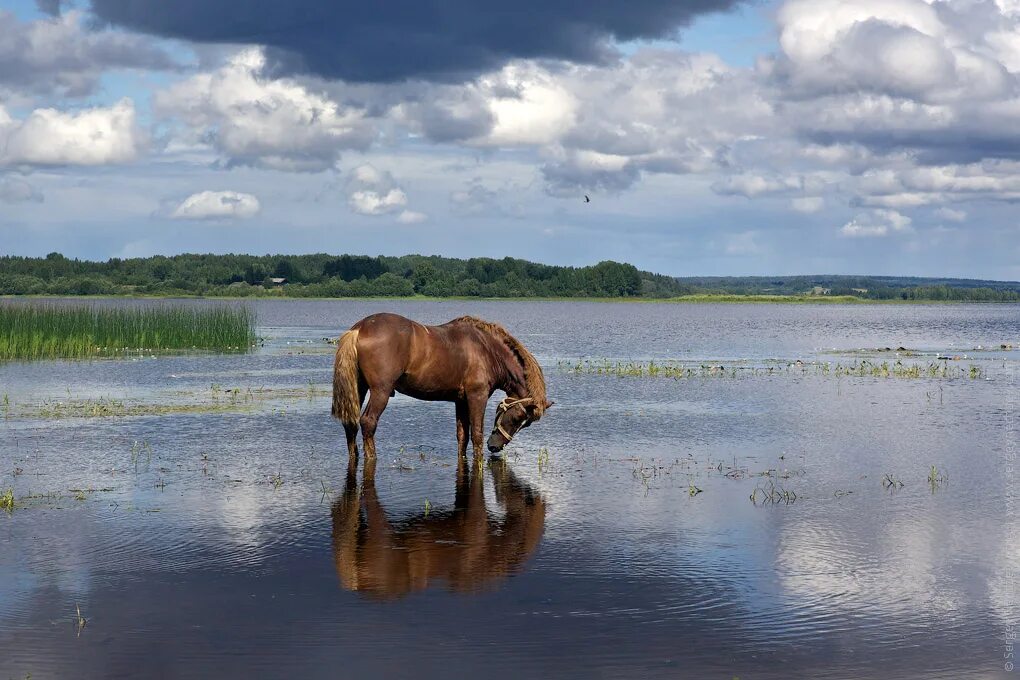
[[487, 431, 507, 453]]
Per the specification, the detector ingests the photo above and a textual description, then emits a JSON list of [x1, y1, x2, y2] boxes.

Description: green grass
[[0, 304, 256, 361]]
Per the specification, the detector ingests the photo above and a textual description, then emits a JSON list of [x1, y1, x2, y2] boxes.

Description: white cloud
[[348, 188, 407, 215], [712, 174, 805, 197], [774, 0, 1009, 102], [840, 208, 913, 237], [154, 49, 373, 171], [396, 210, 427, 224], [399, 49, 769, 193], [479, 62, 578, 146], [0, 99, 143, 167], [170, 190, 261, 220], [345, 163, 427, 220]]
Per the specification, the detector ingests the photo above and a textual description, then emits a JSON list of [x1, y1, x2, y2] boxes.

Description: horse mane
[[451, 316, 548, 416]]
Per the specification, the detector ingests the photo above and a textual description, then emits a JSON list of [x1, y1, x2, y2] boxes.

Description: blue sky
[[2, 0, 1020, 280]]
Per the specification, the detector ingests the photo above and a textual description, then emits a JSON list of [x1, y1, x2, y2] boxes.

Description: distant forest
[[1, 253, 1018, 301]]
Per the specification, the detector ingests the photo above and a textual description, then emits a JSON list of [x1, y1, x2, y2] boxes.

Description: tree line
[[0, 252, 670, 298], [0, 253, 1017, 301]]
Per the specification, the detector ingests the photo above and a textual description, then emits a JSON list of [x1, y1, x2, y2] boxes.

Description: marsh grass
[[0, 488, 13, 512], [882, 473, 905, 489], [13, 384, 333, 420], [561, 358, 982, 380], [0, 304, 256, 361], [537, 447, 551, 472], [750, 480, 797, 504], [74, 603, 87, 637], [928, 465, 949, 491]]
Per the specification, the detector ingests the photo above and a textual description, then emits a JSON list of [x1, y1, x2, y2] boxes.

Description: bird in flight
[[584, 195, 590, 203]]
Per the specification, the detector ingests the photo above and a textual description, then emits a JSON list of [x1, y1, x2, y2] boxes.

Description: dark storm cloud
[[88, 0, 744, 82]]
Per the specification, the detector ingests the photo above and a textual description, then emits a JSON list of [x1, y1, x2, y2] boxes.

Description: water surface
[[1, 300, 1018, 678]]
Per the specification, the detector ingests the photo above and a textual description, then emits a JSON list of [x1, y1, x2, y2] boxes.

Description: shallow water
[[1, 299, 1018, 679]]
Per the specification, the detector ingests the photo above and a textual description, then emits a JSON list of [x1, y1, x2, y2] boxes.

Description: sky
[[1, 0, 1020, 280]]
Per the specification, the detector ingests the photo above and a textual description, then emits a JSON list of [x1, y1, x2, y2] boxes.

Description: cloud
[[766, 0, 1020, 167], [791, 196, 824, 213], [0, 98, 144, 167], [538, 50, 768, 192], [154, 49, 373, 171], [396, 210, 427, 224], [449, 177, 527, 218], [773, 0, 1010, 102], [169, 190, 261, 220], [934, 206, 966, 222], [0, 10, 178, 97], [139, 0, 1020, 213], [348, 188, 407, 215], [851, 162, 1020, 207], [840, 208, 912, 237], [0, 177, 43, 203], [712, 174, 805, 197], [345, 163, 428, 221], [89, 0, 744, 83], [396, 49, 771, 193]]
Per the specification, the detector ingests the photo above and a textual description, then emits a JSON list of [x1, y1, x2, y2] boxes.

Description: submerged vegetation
[[0, 304, 256, 361], [560, 358, 984, 379], [6, 383, 331, 420]]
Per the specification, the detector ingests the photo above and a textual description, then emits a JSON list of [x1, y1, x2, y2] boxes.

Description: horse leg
[[360, 388, 392, 460], [344, 383, 367, 480], [455, 399, 469, 458], [362, 452, 378, 485], [467, 391, 489, 459], [344, 423, 359, 476]]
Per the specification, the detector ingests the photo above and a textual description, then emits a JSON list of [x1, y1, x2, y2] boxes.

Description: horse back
[[351, 313, 492, 397]]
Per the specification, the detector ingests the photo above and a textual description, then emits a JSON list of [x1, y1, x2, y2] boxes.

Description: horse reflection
[[332, 457, 545, 600]]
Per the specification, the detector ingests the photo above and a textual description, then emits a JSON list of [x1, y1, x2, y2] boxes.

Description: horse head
[[487, 397, 554, 453]]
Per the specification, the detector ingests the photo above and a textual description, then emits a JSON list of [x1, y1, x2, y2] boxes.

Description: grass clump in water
[[560, 358, 983, 380], [0, 488, 14, 512], [0, 304, 256, 361]]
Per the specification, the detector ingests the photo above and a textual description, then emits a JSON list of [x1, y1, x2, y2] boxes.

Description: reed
[[560, 358, 982, 380], [0, 304, 256, 361], [75, 603, 87, 637]]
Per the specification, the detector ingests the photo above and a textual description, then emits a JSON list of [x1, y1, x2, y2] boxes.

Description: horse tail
[[332, 329, 361, 425]]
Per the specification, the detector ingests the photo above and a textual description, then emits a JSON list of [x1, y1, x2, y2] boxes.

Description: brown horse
[[332, 313, 552, 467], [332, 456, 546, 599]]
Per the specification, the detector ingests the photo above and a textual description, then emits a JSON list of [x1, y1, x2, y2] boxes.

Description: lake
[[1, 299, 1018, 679]]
